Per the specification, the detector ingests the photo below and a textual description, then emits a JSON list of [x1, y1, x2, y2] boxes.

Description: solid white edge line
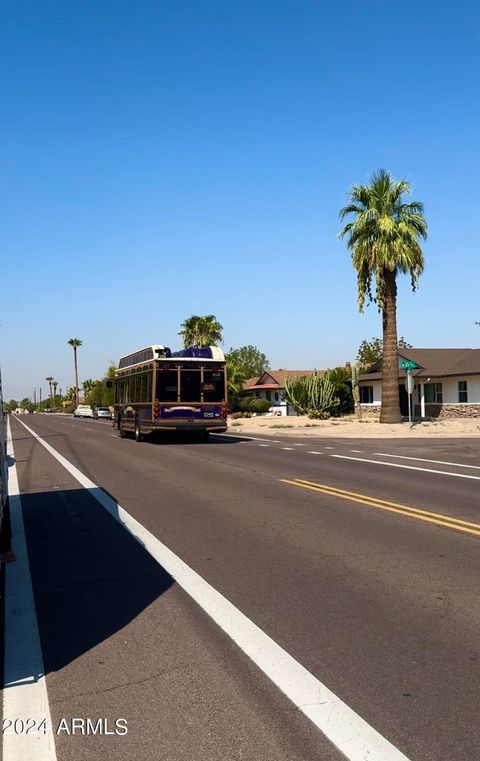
[[373, 452, 480, 470], [331, 454, 480, 481], [3, 419, 57, 761], [12, 416, 412, 761]]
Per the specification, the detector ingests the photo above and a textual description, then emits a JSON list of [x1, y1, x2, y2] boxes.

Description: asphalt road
[[2, 413, 480, 761]]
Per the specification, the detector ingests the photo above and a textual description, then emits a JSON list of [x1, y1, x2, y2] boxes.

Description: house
[[243, 370, 324, 416], [359, 348, 480, 418]]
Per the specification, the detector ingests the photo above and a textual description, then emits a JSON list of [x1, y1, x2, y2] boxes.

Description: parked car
[[95, 406, 113, 420], [73, 404, 95, 418]]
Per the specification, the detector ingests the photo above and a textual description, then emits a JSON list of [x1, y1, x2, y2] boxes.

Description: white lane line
[[308, 451, 323, 455], [4, 420, 57, 761], [258, 444, 270, 447], [292, 443, 305, 446], [324, 446, 335, 450], [373, 452, 480, 470], [331, 454, 480, 481], [281, 447, 294, 451], [13, 417, 411, 761], [214, 433, 282, 443], [350, 449, 363, 453]]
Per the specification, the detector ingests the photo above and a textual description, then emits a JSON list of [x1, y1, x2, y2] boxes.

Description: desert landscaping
[[227, 414, 480, 438]]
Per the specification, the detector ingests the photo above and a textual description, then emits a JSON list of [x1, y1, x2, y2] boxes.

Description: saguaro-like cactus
[[351, 363, 361, 419], [284, 373, 339, 419]]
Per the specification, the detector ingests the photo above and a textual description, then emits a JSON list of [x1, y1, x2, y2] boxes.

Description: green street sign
[[401, 360, 418, 371]]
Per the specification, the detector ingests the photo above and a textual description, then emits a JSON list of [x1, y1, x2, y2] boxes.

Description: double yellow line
[[281, 478, 480, 538]]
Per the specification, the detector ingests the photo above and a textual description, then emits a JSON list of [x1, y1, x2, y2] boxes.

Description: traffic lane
[[31, 415, 480, 472], [218, 431, 480, 466], [9, 419, 338, 761], [208, 436, 480, 527], [27, 416, 480, 520], [14, 416, 480, 760]]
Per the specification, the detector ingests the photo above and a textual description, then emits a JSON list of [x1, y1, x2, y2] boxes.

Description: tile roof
[[243, 369, 323, 390]]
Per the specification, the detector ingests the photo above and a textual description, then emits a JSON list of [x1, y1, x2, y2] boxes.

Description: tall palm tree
[[68, 338, 83, 408], [45, 377, 54, 401], [52, 380, 58, 400], [179, 315, 223, 347], [339, 170, 427, 423]]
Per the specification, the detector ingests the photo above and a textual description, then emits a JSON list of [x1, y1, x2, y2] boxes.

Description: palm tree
[[82, 379, 94, 403], [68, 338, 83, 408], [339, 170, 427, 423], [45, 377, 54, 401], [179, 315, 223, 347], [52, 380, 58, 402], [226, 357, 247, 408]]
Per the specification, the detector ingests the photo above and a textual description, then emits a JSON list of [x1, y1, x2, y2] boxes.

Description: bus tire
[[134, 418, 143, 443]]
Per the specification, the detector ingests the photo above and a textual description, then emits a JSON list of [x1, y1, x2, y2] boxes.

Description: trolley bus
[[113, 344, 228, 441]]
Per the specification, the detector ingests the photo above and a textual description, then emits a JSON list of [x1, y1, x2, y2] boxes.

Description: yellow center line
[[281, 478, 480, 538]]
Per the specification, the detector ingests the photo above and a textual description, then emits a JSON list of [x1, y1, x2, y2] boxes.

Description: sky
[[2, 0, 480, 399]]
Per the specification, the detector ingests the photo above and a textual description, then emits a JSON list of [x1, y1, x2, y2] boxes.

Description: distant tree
[[225, 358, 247, 409], [5, 399, 18, 413], [45, 376, 54, 400], [339, 169, 427, 422], [19, 397, 31, 410], [357, 336, 413, 366], [82, 379, 95, 400], [85, 365, 116, 409], [68, 338, 82, 408], [226, 345, 270, 380], [52, 380, 58, 397], [179, 315, 223, 347]]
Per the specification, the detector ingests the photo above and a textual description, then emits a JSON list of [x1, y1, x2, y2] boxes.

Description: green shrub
[[249, 398, 271, 414]]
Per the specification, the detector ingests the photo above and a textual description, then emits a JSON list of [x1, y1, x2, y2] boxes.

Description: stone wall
[[414, 404, 480, 419]]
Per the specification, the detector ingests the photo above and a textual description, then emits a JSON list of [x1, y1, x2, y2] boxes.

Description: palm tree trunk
[[74, 348, 79, 408], [380, 268, 402, 424]]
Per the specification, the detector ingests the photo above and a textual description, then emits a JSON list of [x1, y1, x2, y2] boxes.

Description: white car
[[96, 406, 113, 420], [73, 404, 95, 418]]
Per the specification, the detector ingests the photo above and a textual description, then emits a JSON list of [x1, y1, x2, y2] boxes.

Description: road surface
[[2, 413, 480, 761]]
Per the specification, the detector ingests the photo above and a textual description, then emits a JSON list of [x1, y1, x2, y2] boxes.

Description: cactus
[[351, 362, 362, 419], [284, 373, 339, 419]]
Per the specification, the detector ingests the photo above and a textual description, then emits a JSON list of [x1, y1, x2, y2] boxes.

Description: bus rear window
[[156, 369, 178, 402], [202, 370, 225, 402], [180, 370, 201, 402]]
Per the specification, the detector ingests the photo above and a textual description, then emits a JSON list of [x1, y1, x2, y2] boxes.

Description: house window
[[458, 381, 468, 403], [274, 392, 279, 401], [360, 386, 373, 404], [255, 391, 260, 398], [265, 390, 271, 401], [424, 383, 443, 403]]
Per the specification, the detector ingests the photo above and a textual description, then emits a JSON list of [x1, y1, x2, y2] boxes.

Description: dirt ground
[[226, 414, 480, 438]]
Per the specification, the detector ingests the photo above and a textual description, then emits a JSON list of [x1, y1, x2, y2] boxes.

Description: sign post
[[401, 360, 418, 425]]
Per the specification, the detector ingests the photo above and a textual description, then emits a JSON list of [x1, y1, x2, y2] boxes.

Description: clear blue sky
[[2, 0, 480, 399]]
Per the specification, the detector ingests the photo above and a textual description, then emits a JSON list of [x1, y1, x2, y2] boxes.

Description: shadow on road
[[5, 484, 173, 682]]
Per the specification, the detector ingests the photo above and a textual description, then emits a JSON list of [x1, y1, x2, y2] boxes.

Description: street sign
[[405, 374, 415, 394], [401, 359, 418, 371]]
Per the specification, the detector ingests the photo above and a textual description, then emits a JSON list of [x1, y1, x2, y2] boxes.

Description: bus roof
[[117, 345, 225, 369]]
